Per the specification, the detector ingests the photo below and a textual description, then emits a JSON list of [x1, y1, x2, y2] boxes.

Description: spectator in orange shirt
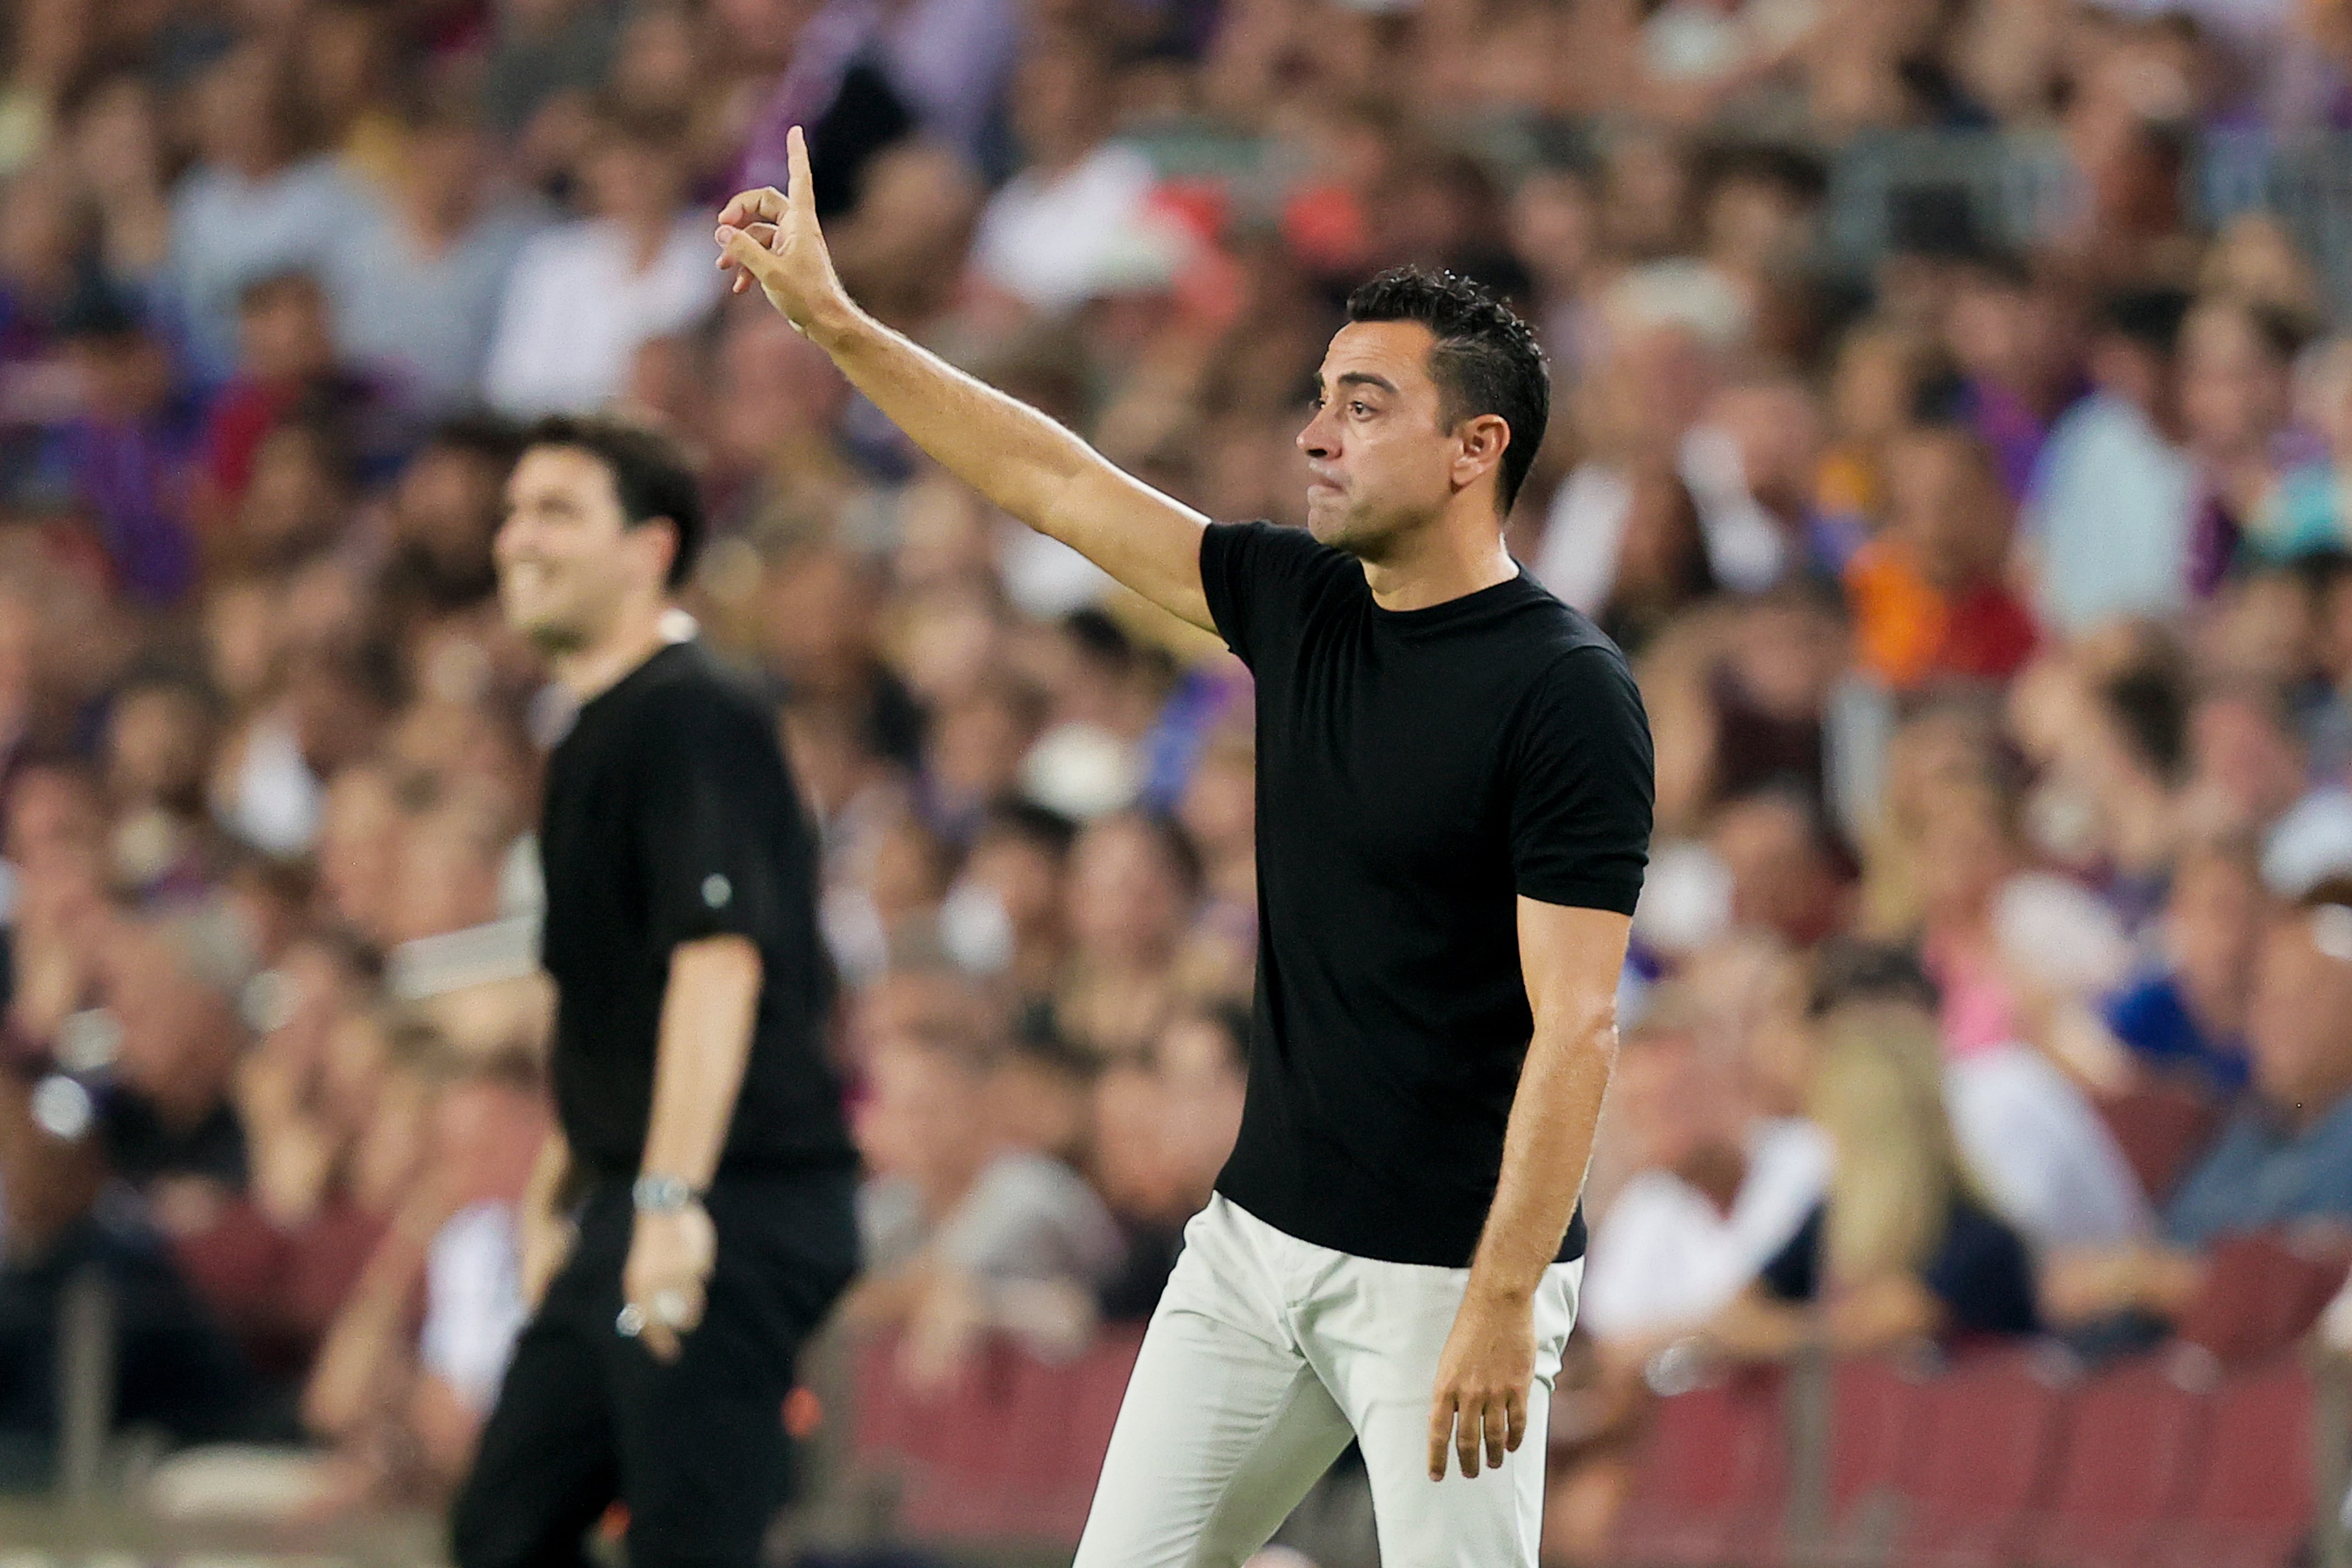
[[1847, 422, 2040, 690]]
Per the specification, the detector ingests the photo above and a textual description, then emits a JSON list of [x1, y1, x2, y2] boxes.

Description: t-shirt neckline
[[580, 637, 693, 717], [1363, 561, 1537, 629]]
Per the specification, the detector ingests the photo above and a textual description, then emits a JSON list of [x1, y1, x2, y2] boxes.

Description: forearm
[[640, 935, 763, 1190], [808, 303, 1098, 534], [304, 1228, 431, 1438], [1465, 1009, 1617, 1305], [806, 304, 1212, 627]]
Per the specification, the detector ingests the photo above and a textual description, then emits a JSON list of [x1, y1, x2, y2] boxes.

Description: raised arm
[[1428, 897, 1628, 1482], [717, 128, 1213, 632]]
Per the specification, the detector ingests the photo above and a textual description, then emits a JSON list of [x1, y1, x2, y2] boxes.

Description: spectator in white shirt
[[481, 107, 720, 417], [968, 36, 1164, 318], [1579, 995, 1831, 1366]]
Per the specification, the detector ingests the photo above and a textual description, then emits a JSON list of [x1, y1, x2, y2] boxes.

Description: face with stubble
[[1294, 320, 1512, 562]]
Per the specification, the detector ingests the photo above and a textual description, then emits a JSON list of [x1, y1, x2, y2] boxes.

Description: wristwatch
[[632, 1173, 701, 1214]]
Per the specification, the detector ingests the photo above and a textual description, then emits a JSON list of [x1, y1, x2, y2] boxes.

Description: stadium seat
[[2155, 1359, 2315, 1568], [1883, 1348, 2069, 1568], [848, 1327, 1145, 1548], [1757, 1353, 1924, 1568], [1607, 1367, 1788, 1567], [2176, 1234, 2350, 1366], [2091, 1082, 2223, 1207], [2016, 1357, 2208, 1568]]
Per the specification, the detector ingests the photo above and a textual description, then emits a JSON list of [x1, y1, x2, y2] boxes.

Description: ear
[[1451, 412, 1512, 493], [635, 516, 682, 589]]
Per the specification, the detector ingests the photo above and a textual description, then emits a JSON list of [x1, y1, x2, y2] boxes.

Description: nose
[[1297, 406, 1335, 460]]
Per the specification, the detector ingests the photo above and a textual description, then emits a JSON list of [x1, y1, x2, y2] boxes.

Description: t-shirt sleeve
[[1508, 645, 1655, 914], [634, 686, 797, 953], [1197, 520, 1344, 671]]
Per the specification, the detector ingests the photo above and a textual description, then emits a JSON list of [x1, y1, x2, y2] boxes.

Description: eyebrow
[[1333, 371, 1398, 394]]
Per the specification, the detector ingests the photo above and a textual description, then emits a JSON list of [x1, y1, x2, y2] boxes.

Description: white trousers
[[1073, 1194, 1582, 1568]]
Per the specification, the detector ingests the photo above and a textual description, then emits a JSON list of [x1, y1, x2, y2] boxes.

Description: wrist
[[1463, 1274, 1538, 1312], [804, 292, 866, 355], [632, 1173, 704, 1215]]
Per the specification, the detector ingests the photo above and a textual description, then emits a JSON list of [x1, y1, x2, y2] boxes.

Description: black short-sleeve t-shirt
[[1199, 521, 1654, 1268], [538, 640, 854, 1181]]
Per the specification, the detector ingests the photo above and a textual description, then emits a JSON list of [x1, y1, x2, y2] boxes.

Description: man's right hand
[[716, 126, 849, 340]]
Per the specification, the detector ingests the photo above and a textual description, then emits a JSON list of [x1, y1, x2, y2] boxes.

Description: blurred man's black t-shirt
[[1199, 521, 1653, 1268], [538, 640, 852, 1182]]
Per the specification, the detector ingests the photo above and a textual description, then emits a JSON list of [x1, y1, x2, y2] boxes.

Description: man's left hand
[[622, 1203, 716, 1363], [1427, 1286, 1536, 1480]]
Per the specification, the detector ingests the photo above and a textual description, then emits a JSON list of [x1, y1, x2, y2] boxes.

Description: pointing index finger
[[788, 124, 815, 215]]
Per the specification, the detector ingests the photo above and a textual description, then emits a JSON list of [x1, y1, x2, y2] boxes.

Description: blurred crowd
[[7, 0, 2352, 1558]]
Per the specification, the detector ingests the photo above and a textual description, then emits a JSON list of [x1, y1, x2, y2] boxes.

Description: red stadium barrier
[[2154, 1359, 2317, 1568], [2016, 1357, 2208, 1568], [1608, 1368, 1787, 1567], [845, 1323, 1147, 1548]]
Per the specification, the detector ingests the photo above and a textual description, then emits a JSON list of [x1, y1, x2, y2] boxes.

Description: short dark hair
[[1345, 266, 1550, 514], [2099, 287, 2194, 358], [521, 415, 705, 588], [424, 411, 528, 469]]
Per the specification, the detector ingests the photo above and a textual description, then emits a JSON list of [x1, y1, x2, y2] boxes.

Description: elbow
[[1535, 994, 1620, 1061]]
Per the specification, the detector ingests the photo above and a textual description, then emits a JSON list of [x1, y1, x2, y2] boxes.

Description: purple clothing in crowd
[[1962, 376, 2074, 501], [737, 0, 1019, 189], [54, 411, 199, 607]]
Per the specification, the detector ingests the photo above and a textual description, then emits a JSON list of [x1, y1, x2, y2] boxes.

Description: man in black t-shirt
[[450, 416, 856, 1568], [719, 134, 1650, 1565]]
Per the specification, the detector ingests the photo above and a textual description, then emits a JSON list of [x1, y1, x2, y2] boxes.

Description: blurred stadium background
[[6, 0, 2352, 1564]]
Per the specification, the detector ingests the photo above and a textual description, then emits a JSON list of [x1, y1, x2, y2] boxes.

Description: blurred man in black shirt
[[451, 416, 856, 1568]]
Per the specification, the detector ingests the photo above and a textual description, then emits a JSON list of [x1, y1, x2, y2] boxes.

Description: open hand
[[715, 125, 848, 336], [1426, 1287, 1537, 1481]]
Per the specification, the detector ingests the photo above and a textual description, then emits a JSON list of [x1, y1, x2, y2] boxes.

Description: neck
[[1357, 504, 1517, 612], [554, 602, 677, 702]]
